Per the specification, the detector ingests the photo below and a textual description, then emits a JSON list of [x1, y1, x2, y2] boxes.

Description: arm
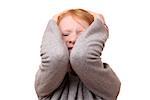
[[35, 20, 69, 97], [70, 18, 121, 100]]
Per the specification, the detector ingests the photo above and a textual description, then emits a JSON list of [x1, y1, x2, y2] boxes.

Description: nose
[[67, 33, 77, 48]]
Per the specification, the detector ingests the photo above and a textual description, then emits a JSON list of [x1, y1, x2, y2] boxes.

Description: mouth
[[68, 47, 72, 50], [68, 48, 72, 53]]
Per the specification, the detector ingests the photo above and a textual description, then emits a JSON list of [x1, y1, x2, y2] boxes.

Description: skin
[[58, 15, 90, 53]]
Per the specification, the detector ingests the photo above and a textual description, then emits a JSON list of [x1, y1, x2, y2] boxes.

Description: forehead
[[58, 15, 89, 31]]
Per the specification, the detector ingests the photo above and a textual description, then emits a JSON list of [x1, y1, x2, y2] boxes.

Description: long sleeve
[[35, 20, 69, 97], [70, 18, 121, 100]]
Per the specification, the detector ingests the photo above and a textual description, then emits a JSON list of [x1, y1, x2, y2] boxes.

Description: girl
[[35, 9, 121, 100]]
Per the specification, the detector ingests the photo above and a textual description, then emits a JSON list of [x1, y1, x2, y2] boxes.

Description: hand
[[88, 11, 105, 24], [88, 11, 109, 32], [53, 14, 59, 22]]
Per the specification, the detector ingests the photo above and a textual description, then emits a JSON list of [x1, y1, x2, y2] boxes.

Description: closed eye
[[62, 32, 70, 36], [63, 33, 68, 36]]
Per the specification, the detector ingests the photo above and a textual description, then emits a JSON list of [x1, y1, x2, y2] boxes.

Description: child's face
[[58, 15, 89, 53]]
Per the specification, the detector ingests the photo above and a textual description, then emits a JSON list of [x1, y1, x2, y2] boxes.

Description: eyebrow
[[62, 29, 72, 33]]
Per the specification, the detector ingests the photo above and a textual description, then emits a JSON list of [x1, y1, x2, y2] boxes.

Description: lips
[[68, 47, 73, 50], [68, 47, 72, 53]]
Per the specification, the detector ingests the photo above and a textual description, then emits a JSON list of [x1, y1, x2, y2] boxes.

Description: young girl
[[35, 9, 121, 100]]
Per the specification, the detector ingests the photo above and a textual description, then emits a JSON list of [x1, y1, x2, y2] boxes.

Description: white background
[[0, 0, 150, 100]]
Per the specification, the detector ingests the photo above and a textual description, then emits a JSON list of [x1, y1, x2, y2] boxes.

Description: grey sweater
[[35, 18, 121, 100]]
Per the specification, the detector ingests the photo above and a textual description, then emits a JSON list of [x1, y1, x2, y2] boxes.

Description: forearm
[[35, 20, 69, 97], [70, 18, 121, 100]]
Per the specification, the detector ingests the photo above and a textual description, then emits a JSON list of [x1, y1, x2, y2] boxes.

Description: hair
[[57, 9, 94, 25]]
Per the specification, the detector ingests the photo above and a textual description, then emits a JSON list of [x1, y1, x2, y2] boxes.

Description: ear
[[53, 14, 59, 22]]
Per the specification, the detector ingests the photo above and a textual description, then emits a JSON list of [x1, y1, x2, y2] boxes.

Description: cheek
[[76, 32, 82, 39], [77, 33, 81, 38], [62, 36, 68, 42]]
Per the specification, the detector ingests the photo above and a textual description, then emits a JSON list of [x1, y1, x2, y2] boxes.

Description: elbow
[[34, 71, 51, 97], [110, 68, 121, 99], [111, 80, 121, 100], [34, 72, 55, 97], [35, 84, 43, 97], [111, 79, 121, 100], [105, 75, 121, 100], [100, 80, 121, 100], [35, 84, 50, 97], [115, 79, 121, 99]]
